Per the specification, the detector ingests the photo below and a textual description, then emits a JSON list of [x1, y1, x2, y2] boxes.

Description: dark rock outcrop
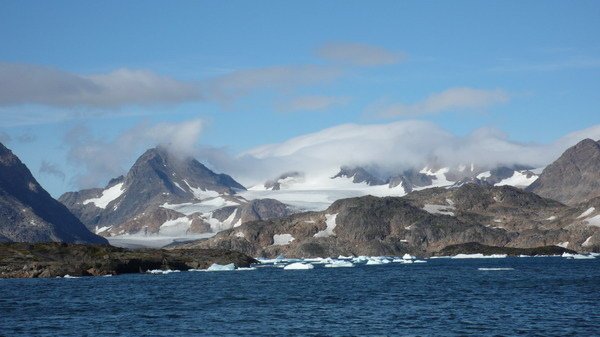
[[0, 242, 257, 278], [436, 242, 576, 256], [0, 143, 107, 244]]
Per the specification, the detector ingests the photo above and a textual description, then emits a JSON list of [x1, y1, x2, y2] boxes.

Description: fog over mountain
[[199, 121, 600, 189]]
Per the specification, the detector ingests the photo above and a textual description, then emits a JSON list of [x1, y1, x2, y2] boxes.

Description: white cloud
[[199, 121, 600, 187], [317, 42, 405, 66], [276, 95, 350, 112], [64, 119, 203, 188], [372, 87, 510, 117], [0, 62, 202, 108]]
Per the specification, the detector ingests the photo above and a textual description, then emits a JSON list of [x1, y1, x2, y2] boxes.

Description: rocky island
[[0, 242, 257, 278]]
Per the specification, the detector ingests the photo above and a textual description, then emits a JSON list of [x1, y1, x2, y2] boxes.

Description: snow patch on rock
[[83, 183, 125, 209], [314, 213, 338, 238]]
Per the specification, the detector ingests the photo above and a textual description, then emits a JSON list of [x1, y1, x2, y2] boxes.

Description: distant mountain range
[[0, 143, 106, 244], [2, 138, 599, 255]]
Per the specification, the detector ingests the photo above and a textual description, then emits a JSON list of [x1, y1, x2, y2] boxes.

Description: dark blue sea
[[1, 257, 599, 336]]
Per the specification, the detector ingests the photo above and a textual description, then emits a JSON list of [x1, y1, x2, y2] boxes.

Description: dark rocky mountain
[[179, 183, 600, 257], [0, 143, 107, 244], [528, 138, 600, 205], [60, 147, 291, 237], [332, 166, 386, 186]]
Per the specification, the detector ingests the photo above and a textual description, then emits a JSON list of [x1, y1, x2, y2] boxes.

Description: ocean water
[[1, 257, 599, 336]]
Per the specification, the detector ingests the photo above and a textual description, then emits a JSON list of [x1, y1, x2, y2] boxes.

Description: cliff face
[[0, 143, 107, 244]]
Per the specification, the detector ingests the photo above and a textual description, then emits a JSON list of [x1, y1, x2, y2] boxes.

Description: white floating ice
[[283, 262, 314, 270], [324, 260, 354, 268], [477, 268, 515, 271], [206, 263, 236, 271]]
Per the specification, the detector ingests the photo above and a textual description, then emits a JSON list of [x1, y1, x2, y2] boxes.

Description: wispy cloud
[[39, 161, 66, 181], [0, 62, 202, 108], [0, 131, 11, 144], [276, 95, 350, 112], [490, 57, 600, 72], [317, 42, 406, 66], [371, 87, 509, 117], [206, 65, 343, 103], [64, 119, 203, 188], [201, 121, 600, 188]]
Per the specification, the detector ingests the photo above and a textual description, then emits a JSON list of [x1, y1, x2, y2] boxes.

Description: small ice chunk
[[477, 268, 514, 271], [283, 262, 314, 270], [402, 253, 414, 260]]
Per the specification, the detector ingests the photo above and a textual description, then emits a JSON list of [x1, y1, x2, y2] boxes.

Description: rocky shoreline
[[434, 242, 576, 256], [0, 242, 257, 278]]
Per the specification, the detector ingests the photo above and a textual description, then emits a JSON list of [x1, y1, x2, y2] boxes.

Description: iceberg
[[283, 262, 314, 270], [324, 260, 354, 268], [206, 263, 236, 271]]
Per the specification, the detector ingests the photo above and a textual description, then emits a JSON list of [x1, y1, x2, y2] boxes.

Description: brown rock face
[[528, 138, 600, 205], [177, 184, 600, 258]]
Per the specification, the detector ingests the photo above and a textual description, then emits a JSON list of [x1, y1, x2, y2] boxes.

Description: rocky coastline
[[0, 242, 257, 278]]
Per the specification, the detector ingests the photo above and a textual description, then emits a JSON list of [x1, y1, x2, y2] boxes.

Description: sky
[[1, 1, 599, 197]]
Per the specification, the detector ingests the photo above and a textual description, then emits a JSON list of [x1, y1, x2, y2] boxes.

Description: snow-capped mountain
[[240, 163, 540, 212], [0, 142, 107, 244], [59, 147, 291, 244]]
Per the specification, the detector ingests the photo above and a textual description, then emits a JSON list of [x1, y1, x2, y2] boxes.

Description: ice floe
[[324, 260, 354, 268], [283, 262, 314, 270], [562, 253, 596, 260], [206, 263, 236, 271], [477, 268, 515, 271]]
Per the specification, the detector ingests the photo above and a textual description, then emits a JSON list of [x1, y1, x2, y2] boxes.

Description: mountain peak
[[0, 143, 107, 244], [527, 138, 600, 205]]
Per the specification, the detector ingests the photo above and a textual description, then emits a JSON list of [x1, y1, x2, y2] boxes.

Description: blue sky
[[1, 1, 599, 196]]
